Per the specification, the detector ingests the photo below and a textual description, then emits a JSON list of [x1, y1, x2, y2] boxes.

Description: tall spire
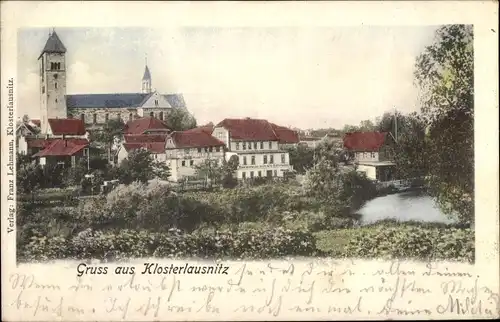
[[39, 29, 66, 59], [142, 54, 152, 93]]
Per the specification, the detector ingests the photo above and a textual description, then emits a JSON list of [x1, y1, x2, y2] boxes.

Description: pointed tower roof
[[39, 30, 67, 59], [142, 65, 151, 80]]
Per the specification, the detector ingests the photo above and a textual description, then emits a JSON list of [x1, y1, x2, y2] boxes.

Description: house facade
[[343, 131, 396, 182], [116, 129, 225, 182], [213, 118, 296, 179]]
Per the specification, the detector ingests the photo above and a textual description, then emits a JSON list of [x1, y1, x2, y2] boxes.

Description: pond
[[358, 189, 456, 225]]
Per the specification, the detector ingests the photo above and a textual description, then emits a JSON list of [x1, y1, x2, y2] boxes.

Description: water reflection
[[358, 190, 456, 225]]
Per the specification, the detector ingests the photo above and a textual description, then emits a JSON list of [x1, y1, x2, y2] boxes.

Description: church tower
[[39, 29, 68, 134], [141, 58, 152, 94]]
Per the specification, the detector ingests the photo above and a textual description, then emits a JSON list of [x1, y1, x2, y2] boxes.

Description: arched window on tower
[[57, 62, 61, 70]]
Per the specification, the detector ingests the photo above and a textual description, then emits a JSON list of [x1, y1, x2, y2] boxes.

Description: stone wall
[[68, 107, 175, 127]]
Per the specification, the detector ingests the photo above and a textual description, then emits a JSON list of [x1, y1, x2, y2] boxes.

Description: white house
[[212, 118, 297, 179], [343, 131, 396, 182], [116, 128, 225, 182]]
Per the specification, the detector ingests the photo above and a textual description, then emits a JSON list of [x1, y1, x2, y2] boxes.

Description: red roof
[[216, 118, 279, 141], [123, 142, 165, 154], [184, 125, 214, 135], [26, 138, 58, 148], [124, 134, 167, 143], [48, 118, 86, 135], [270, 123, 299, 144], [33, 139, 89, 157], [170, 131, 225, 149], [343, 132, 388, 152], [124, 117, 170, 135]]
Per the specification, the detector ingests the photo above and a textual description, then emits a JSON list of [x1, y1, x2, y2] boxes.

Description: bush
[[19, 227, 317, 262], [342, 226, 474, 262]]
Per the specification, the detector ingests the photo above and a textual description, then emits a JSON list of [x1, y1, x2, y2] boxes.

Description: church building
[[38, 30, 187, 134]]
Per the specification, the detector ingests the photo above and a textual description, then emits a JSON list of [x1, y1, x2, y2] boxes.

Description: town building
[[343, 131, 396, 182], [124, 117, 171, 135], [28, 119, 90, 168], [36, 30, 187, 134], [116, 128, 225, 182], [212, 118, 297, 179]]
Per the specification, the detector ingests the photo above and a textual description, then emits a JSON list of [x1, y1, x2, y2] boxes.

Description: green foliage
[[342, 225, 474, 262], [304, 159, 377, 218], [164, 108, 197, 131], [396, 25, 474, 224], [19, 227, 316, 262], [287, 145, 314, 174], [117, 148, 170, 184], [194, 159, 223, 187]]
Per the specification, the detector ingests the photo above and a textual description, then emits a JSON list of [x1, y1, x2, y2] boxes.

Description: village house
[[116, 127, 226, 182], [343, 131, 396, 182], [123, 117, 171, 135], [212, 118, 297, 179], [27, 119, 91, 168]]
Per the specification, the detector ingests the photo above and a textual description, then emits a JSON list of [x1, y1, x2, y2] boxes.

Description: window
[[159, 112, 164, 120], [55, 82, 57, 89], [216, 146, 220, 152], [248, 142, 252, 150], [55, 98, 58, 103], [253, 142, 257, 149], [251, 156, 255, 165], [250, 171, 254, 178], [57, 62, 60, 70], [243, 156, 247, 165], [93, 113, 97, 124], [263, 155, 267, 164], [270, 155, 274, 164], [209, 147, 213, 152], [268, 141, 272, 149], [182, 160, 186, 166], [242, 172, 246, 179], [197, 148, 202, 153], [274, 170, 277, 177], [281, 154, 285, 164], [371, 152, 376, 158], [129, 113, 133, 121], [105, 113, 109, 123], [80, 113, 85, 122], [42, 86, 45, 94], [150, 111, 154, 118], [242, 142, 246, 150], [190, 160, 194, 166], [53, 74, 58, 79], [260, 142, 264, 149], [258, 171, 262, 177], [154, 99, 159, 107], [236, 142, 240, 150], [204, 147, 209, 152]]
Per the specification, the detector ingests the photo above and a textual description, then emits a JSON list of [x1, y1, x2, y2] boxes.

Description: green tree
[[90, 119, 125, 162], [194, 159, 223, 188], [164, 108, 197, 131], [117, 148, 171, 184], [287, 145, 314, 174], [221, 155, 238, 188], [410, 24, 474, 223]]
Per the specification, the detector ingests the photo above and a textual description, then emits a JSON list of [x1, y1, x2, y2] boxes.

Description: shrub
[[19, 227, 317, 262], [342, 226, 474, 262]]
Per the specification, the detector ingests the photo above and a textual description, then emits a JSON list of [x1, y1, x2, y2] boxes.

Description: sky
[[17, 26, 439, 129]]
